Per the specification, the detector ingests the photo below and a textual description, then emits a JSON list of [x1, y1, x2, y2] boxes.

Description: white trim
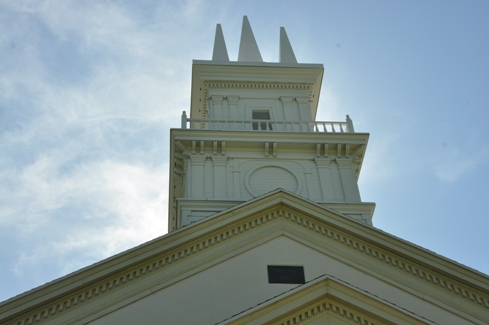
[[245, 165, 302, 197]]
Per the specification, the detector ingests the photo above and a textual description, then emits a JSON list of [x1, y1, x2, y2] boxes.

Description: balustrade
[[180, 111, 355, 133]]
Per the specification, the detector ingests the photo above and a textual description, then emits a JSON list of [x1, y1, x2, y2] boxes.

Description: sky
[[1, 0, 488, 302]]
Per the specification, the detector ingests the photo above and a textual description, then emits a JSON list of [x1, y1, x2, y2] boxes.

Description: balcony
[[181, 111, 355, 133]]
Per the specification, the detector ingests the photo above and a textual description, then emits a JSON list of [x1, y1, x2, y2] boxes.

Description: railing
[[180, 111, 355, 133]]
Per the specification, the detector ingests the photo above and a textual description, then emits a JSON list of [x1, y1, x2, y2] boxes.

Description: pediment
[[220, 275, 432, 325], [1, 190, 488, 324]]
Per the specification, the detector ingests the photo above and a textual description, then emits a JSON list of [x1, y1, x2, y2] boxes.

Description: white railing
[[180, 111, 355, 133]]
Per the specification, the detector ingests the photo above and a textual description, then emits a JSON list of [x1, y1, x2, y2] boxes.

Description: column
[[227, 96, 239, 121], [296, 97, 312, 121], [190, 155, 206, 198], [212, 155, 228, 199], [280, 96, 294, 131], [336, 158, 361, 202], [233, 170, 240, 199], [314, 158, 336, 202], [210, 95, 224, 129], [304, 172, 316, 201]]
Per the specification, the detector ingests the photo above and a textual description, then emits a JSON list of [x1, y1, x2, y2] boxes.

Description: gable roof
[[1, 190, 488, 324], [218, 274, 435, 325]]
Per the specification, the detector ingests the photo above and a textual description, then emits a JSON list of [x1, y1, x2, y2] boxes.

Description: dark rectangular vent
[[267, 265, 305, 284]]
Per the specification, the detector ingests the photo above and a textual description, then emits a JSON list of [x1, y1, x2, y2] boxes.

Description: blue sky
[[1, 0, 488, 302]]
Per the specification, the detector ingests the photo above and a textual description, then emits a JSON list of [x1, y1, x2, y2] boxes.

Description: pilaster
[[233, 170, 240, 199], [212, 155, 228, 198], [211, 95, 224, 119], [190, 155, 207, 198], [336, 158, 361, 202], [296, 97, 312, 121], [304, 171, 316, 201], [227, 96, 239, 120], [280, 96, 294, 130], [314, 158, 336, 201]]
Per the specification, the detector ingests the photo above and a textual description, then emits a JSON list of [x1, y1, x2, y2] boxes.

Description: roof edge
[[1, 190, 488, 322], [193, 59, 323, 69]]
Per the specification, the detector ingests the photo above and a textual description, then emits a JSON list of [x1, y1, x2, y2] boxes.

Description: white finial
[[238, 16, 263, 62], [212, 24, 229, 62], [279, 27, 297, 64]]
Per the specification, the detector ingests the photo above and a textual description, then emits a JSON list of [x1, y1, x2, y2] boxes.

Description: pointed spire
[[279, 27, 297, 64], [238, 16, 263, 62], [212, 24, 229, 62]]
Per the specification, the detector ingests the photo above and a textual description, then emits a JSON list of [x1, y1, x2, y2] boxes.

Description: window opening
[[252, 110, 272, 130]]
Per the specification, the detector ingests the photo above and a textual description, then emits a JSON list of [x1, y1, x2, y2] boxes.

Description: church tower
[[3, 17, 488, 325], [168, 16, 375, 231]]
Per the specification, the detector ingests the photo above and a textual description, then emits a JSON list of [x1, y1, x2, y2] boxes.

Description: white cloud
[[1, 0, 195, 119], [0, 0, 196, 290], [6, 1, 136, 49], [7, 158, 168, 277]]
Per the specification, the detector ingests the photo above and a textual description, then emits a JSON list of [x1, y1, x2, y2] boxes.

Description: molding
[[273, 300, 416, 325], [193, 59, 323, 68], [282, 300, 376, 325], [205, 82, 313, 90], [227, 95, 240, 103], [279, 96, 294, 103], [244, 165, 302, 197], [202, 81, 314, 117], [171, 128, 370, 146], [3, 191, 488, 324], [190, 62, 324, 124], [210, 95, 224, 102], [277, 208, 489, 312], [222, 276, 434, 325], [2, 209, 282, 325], [295, 97, 310, 104]]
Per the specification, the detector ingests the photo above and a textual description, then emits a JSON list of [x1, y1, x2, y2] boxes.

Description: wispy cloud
[[5, 157, 168, 276], [434, 149, 488, 182], [0, 0, 200, 296], [2, 0, 488, 304]]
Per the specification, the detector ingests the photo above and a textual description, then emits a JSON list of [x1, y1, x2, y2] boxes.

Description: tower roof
[[192, 16, 324, 120], [238, 16, 263, 62], [279, 27, 297, 64], [210, 16, 312, 67], [212, 24, 229, 62]]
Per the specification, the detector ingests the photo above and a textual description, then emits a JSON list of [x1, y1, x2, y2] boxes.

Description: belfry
[[169, 16, 374, 231], [1, 16, 488, 325]]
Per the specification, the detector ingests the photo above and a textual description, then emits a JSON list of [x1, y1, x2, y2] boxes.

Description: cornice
[[2, 191, 488, 324], [223, 276, 433, 325], [203, 81, 315, 118], [192, 60, 324, 69], [205, 81, 313, 90], [1, 206, 283, 325], [278, 300, 379, 325], [171, 128, 370, 145], [278, 207, 489, 313], [274, 300, 423, 325], [190, 60, 324, 122]]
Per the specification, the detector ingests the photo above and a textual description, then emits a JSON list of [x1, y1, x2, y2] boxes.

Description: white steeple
[[238, 16, 263, 62], [170, 17, 374, 231], [212, 24, 229, 62], [279, 27, 297, 64]]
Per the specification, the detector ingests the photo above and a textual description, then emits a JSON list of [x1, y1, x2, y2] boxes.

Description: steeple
[[169, 17, 374, 231], [238, 16, 263, 62], [279, 27, 297, 64], [212, 24, 229, 62], [210, 16, 299, 65]]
